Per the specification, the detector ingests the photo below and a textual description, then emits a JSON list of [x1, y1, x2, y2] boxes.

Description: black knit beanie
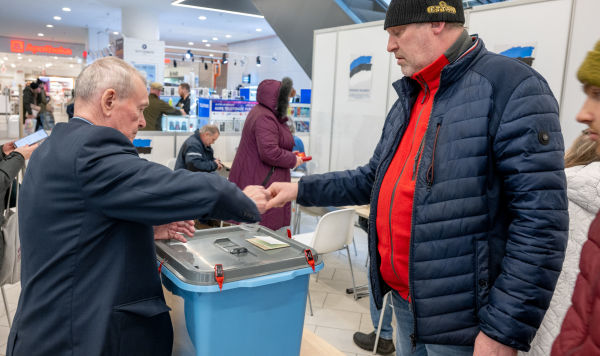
[[384, 0, 465, 29]]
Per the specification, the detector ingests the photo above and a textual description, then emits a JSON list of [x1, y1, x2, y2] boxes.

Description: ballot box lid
[[155, 225, 321, 286]]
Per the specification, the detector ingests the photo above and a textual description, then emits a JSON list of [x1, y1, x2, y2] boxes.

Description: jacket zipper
[[412, 137, 426, 181], [426, 123, 441, 191], [407, 77, 440, 350], [387, 76, 429, 283]]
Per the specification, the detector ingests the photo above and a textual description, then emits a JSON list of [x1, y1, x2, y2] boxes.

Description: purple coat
[[229, 79, 297, 230]]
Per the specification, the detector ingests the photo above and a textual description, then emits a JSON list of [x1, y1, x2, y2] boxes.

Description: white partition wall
[[312, 21, 394, 173], [310, 31, 338, 173], [467, 0, 572, 100], [559, 0, 600, 147]]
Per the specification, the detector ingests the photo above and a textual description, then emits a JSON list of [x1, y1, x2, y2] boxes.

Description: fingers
[[242, 185, 271, 214], [265, 182, 298, 210], [170, 233, 188, 243], [171, 220, 195, 237]]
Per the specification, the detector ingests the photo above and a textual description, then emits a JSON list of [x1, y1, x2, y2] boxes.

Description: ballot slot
[[213, 238, 249, 255]]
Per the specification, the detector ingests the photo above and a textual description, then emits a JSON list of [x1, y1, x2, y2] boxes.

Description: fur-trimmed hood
[[256, 77, 293, 121]]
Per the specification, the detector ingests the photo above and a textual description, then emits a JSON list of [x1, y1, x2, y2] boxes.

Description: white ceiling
[[0, 0, 276, 47]]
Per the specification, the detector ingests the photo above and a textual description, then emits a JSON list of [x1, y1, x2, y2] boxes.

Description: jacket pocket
[[107, 297, 173, 356]]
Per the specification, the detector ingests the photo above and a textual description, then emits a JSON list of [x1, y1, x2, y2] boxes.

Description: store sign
[[10, 40, 72, 55], [211, 100, 257, 113], [0, 36, 84, 57]]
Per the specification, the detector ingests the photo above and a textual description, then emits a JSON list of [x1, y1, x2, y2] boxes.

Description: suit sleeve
[[75, 129, 260, 225], [183, 143, 218, 172], [478, 75, 569, 351], [255, 117, 297, 169]]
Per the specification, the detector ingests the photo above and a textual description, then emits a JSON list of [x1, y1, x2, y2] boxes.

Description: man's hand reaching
[[154, 220, 195, 243], [242, 185, 271, 214], [266, 182, 298, 210]]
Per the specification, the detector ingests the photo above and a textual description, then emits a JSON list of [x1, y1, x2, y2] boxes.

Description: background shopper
[[229, 77, 303, 231]]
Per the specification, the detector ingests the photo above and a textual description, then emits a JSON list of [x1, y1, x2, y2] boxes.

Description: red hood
[[256, 79, 281, 115]]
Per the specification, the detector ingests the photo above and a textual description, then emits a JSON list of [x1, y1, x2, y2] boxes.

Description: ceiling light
[[69, 64, 74, 68], [225, 34, 232, 38], [113, 31, 119, 35], [202, 39, 208, 43], [256, 28, 262, 32], [38, 33, 44, 37], [17, 56, 22, 60], [256, 56, 261, 66], [45, 63, 52, 67], [205, 44, 211, 47], [53, 16, 62, 21], [28, 58, 32, 62], [46, 24, 54, 28], [10, 64, 16, 68], [212, 37, 218, 41], [198, 16, 207, 20], [3, 57, 7, 60], [209, 53, 214, 57], [188, 42, 194, 45], [62, 7, 71, 12], [171, 1, 264, 18]]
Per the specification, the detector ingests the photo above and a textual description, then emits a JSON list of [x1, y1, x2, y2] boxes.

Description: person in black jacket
[[175, 83, 191, 115], [6, 57, 270, 356], [175, 124, 222, 172], [0, 141, 38, 259]]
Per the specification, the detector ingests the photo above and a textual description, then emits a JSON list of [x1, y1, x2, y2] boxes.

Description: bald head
[[75, 57, 146, 104], [73, 57, 149, 142]]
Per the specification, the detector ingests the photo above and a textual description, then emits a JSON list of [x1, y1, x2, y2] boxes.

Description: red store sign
[[0, 36, 84, 57], [10, 40, 73, 55]]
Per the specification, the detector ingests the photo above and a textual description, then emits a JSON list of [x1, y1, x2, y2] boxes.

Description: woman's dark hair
[[276, 77, 293, 118]]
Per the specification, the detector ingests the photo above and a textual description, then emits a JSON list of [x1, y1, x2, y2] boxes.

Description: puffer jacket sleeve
[[297, 114, 389, 207], [478, 75, 569, 351]]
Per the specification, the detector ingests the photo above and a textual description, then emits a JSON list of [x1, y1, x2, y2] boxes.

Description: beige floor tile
[[359, 313, 375, 334], [314, 326, 371, 354], [307, 290, 327, 309], [303, 323, 316, 332], [310, 277, 363, 296], [331, 268, 369, 285], [323, 293, 369, 314], [305, 308, 361, 331], [311, 266, 335, 281]]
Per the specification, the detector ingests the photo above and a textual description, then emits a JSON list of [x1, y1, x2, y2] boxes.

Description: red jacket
[[552, 211, 600, 355], [376, 54, 448, 298]]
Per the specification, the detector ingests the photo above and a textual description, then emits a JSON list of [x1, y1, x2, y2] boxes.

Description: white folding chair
[[293, 208, 357, 315], [373, 291, 394, 354]]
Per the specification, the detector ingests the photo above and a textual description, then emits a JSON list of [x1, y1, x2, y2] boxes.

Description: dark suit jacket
[[7, 118, 260, 356]]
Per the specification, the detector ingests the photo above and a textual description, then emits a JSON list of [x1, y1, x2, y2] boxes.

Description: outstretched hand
[[242, 185, 271, 214], [153, 220, 195, 243], [266, 182, 298, 210]]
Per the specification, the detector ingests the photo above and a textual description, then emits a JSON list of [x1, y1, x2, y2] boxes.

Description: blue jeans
[[369, 279, 394, 340], [389, 290, 474, 356]]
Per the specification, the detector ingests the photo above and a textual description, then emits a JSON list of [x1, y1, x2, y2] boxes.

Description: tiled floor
[[0, 212, 393, 356], [297, 212, 396, 356]]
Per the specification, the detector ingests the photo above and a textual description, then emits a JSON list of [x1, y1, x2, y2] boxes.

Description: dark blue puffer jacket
[[298, 38, 568, 351]]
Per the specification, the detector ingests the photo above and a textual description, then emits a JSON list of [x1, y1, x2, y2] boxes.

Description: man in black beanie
[[265, 1, 567, 355]]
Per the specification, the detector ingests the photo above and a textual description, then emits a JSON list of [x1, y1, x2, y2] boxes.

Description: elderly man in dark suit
[[7, 57, 270, 356]]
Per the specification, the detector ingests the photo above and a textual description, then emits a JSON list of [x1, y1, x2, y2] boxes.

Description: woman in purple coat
[[229, 77, 303, 231]]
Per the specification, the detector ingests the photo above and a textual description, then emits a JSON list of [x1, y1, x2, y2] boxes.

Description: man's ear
[[431, 22, 445, 35], [100, 89, 117, 116]]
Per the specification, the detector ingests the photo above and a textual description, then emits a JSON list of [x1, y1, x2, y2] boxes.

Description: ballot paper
[[247, 235, 290, 250]]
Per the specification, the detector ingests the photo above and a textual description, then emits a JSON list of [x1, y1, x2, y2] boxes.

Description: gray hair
[[200, 124, 220, 135], [74, 57, 146, 102]]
